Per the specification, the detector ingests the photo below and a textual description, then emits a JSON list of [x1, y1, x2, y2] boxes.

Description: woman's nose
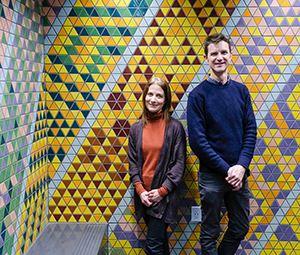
[[150, 97, 157, 103]]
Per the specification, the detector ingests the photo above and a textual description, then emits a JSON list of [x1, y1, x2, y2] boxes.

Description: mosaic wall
[[0, 0, 47, 254], [43, 0, 299, 254]]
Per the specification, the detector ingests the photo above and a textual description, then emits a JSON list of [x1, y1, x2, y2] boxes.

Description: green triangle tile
[[65, 45, 79, 55], [85, 27, 100, 36], [69, 36, 83, 46], [95, 7, 110, 17], [91, 55, 104, 65]]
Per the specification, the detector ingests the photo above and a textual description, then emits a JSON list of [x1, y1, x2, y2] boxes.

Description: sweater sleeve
[[158, 186, 169, 197], [134, 182, 146, 196], [161, 121, 186, 192], [237, 88, 257, 171], [187, 92, 230, 175], [128, 125, 142, 184]]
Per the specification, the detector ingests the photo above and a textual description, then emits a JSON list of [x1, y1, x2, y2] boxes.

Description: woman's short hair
[[142, 77, 171, 125]]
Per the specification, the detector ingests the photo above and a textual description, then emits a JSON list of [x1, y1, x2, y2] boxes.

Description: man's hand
[[148, 189, 163, 205], [226, 165, 246, 191], [140, 191, 152, 207]]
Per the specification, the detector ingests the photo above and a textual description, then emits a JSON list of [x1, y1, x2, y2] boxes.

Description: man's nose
[[216, 53, 222, 60]]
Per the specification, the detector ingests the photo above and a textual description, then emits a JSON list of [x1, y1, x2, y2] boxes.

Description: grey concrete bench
[[26, 223, 107, 255]]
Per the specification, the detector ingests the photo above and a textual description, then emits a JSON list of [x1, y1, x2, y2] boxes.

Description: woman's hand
[[148, 189, 163, 205], [140, 191, 152, 207]]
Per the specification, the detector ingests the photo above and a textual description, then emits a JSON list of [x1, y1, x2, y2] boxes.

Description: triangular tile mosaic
[[0, 0, 300, 254], [26, 0, 300, 254], [0, 1, 46, 255]]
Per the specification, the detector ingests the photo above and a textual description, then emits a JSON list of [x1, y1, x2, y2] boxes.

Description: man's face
[[205, 41, 231, 75]]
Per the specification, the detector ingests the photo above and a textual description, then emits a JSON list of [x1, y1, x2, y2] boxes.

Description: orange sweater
[[134, 118, 169, 197]]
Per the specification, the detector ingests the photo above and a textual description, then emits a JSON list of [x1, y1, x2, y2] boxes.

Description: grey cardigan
[[128, 117, 186, 223]]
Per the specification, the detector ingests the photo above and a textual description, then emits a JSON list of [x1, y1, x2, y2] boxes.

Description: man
[[187, 33, 257, 255]]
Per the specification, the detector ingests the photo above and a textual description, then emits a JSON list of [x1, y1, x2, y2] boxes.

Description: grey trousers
[[199, 171, 251, 255]]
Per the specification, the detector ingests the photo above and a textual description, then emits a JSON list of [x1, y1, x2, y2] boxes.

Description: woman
[[128, 77, 186, 254]]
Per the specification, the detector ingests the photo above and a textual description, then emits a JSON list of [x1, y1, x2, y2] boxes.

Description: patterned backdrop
[[0, 0, 298, 254], [0, 1, 47, 255], [43, 0, 299, 254]]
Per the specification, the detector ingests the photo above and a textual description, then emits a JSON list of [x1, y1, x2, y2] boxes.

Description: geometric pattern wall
[[0, 1, 46, 255], [43, 0, 299, 254]]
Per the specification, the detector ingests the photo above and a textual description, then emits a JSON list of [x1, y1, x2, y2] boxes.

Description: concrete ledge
[[26, 223, 107, 255]]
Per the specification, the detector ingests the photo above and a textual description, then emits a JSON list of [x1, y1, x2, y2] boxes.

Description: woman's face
[[145, 84, 165, 113]]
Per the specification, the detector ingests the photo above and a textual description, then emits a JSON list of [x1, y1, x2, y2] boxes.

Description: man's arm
[[237, 88, 257, 170], [226, 88, 257, 189], [187, 92, 230, 175]]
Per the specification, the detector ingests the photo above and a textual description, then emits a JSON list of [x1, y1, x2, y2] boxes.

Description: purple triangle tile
[[249, 233, 259, 241], [285, 78, 299, 92], [275, 224, 298, 241], [4, 192, 11, 204], [241, 56, 254, 65], [280, 18, 290, 26], [290, 120, 300, 129], [264, 17, 278, 26], [292, 165, 300, 180], [292, 18, 300, 26], [270, 200, 281, 215], [254, 138, 267, 155], [268, 65, 281, 74], [236, 18, 246, 27], [260, 7, 269, 15], [246, 45, 260, 55], [241, 240, 253, 249], [277, 190, 291, 199], [287, 8, 296, 16], [253, 36, 266, 46], [254, 208, 264, 216], [257, 224, 268, 233], [262, 165, 281, 182], [270, 7, 284, 17], [264, 112, 278, 128], [279, 138, 298, 156], [235, 64, 249, 74]]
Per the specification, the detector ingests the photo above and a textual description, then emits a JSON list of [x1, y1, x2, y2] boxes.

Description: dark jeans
[[199, 171, 251, 255], [144, 215, 169, 255]]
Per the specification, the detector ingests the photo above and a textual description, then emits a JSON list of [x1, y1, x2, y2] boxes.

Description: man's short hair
[[204, 33, 231, 56]]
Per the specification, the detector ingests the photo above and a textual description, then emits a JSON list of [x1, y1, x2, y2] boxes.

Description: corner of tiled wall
[[0, 0, 299, 254], [0, 1, 47, 254]]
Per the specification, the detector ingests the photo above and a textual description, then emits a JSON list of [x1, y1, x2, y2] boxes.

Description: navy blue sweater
[[187, 79, 257, 176]]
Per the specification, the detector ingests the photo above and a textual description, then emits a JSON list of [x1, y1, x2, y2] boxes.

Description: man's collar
[[207, 75, 231, 85]]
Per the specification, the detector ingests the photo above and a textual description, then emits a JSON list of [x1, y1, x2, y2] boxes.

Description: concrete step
[[26, 223, 107, 255]]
